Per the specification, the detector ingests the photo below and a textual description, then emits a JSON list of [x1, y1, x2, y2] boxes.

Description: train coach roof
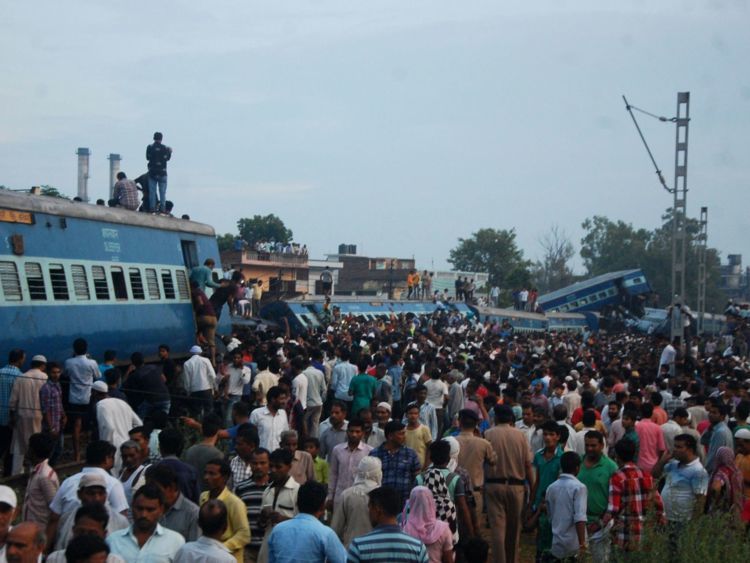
[[0, 189, 216, 236], [537, 269, 643, 304]]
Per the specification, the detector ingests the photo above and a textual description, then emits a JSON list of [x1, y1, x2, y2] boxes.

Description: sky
[[1, 0, 748, 273]]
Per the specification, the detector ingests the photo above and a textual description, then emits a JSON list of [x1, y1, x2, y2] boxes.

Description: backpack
[[421, 467, 457, 535]]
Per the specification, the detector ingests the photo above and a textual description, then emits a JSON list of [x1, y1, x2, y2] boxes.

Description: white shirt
[[225, 365, 251, 396], [249, 406, 289, 451], [50, 467, 129, 516], [304, 366, 327, 408], [659, 345, 676, 368], [424, 378, 448, 409], [292, 373, 309, 410], [97, 398, 142, 452], [174, 536, 235, 563], [182, 355, 216, 393]]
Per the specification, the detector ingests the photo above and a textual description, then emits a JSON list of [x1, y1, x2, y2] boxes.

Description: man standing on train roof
[[190, 259, 222, 292], [146, 131, 172, 213]]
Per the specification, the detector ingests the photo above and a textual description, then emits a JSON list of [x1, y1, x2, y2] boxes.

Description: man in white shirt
[[291, 357, 309, 411], [249, 387, 289, 451], [174, 499, 234, 562], [223, 351, 251, 426], [303, 353, 327, 438], [659, 337, 677, 376], [423, 369, 449, 438], [182, 346, 216, 418], [92, 382, 142, 474], [47, 441, 129, 550]]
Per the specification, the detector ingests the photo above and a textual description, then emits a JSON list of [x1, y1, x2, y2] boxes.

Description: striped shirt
[[236, 479, 267, 548], [347, 525, 428, 563]]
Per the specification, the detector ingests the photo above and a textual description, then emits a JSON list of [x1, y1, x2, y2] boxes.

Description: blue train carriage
[[0, 189, 228, 363], [474, 306, 549, 333], [261, 297, 474, 336], [536, 269, 651, 314]]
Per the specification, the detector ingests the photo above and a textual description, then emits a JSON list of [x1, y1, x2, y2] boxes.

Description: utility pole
[[623, 92, 691, 343], [670, 92, 690, 343], [697, 206, 708, 334]]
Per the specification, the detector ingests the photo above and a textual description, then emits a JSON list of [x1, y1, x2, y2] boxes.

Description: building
[[220, 248, 309, 299], [307, 258, 343, 296], [326, 245, 415, 297]]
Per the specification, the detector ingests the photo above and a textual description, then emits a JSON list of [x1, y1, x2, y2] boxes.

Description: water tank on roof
[[338, 244, 348, 255], [348, 244, 357, 255]]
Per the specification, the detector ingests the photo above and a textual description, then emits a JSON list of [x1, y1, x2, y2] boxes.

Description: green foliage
[[216, 233, 235, 253], [447, 228, 531, 294], [237, 214, 293, 246], [606, 513, 750, 563], [39, 185, 70, 199], [580, 211, 724, 312]]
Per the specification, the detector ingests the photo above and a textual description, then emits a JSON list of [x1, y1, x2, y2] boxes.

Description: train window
[[70, 265, 90, 300], [145, 268, 160, 300], [129, 268, 145, 300], [25, 263, 47, 301], [111, 267, 128, 300], [175, 270, 190, 300], [0, 261, 22, 301], [633, 277, 642, 284], [48, 264, 69, 300], [578, 297, 588, 305], [607, 288, 616, 296], [161, 270, 176, 299], [92, 266, 110, 300], [598, 291, 607, 299]]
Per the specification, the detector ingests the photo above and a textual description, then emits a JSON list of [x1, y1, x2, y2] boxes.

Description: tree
[[580, 211, 724, 312], [447, 228, 531, 291], [0, 184, 69, 199], [237, 214, 293, 246], [216, 233, 235, 253], [531, 225, 576, 292], [39, 185, 70, 199], [580, 216, 652, 275]]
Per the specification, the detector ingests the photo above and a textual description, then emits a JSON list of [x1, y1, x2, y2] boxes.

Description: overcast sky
[[2, 1, 748, 274]]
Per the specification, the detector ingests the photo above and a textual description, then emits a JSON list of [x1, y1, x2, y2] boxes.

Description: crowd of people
[[1, 299, 750, 562]]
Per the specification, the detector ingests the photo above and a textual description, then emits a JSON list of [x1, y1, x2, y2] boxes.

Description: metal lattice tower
[[697, 206, 708, 334], [670, 92, 690, 342]]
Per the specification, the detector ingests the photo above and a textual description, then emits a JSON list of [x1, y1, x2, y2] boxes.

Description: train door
[[180, 240, 198, 270]]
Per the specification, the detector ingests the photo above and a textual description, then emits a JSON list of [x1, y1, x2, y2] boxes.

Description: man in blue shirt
[[189, 259, 221, 292], [704, 399, 734, 473], [545, 451, 588, 560], [0, 348, 24, 475], [268, 481, 346, 563], [330, 348, 357, 414], [369, 421, 421, 507], [348, 486, 428, 563]]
